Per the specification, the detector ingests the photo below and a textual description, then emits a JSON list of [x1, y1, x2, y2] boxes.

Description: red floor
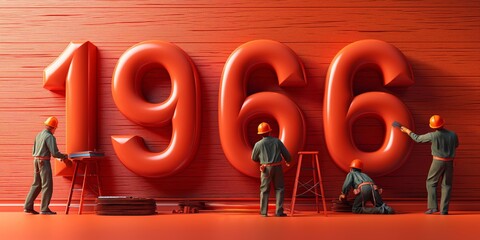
[[2, 210, 479, 240]]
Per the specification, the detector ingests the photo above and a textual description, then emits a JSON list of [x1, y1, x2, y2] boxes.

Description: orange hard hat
[[44, 116, 58, 129], [257, 122, 272, 134], [429, 115, 444, 129], [350, 159, 363, 170]]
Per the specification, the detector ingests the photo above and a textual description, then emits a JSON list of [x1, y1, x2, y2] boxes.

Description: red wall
[[1, 0, 479, 203]]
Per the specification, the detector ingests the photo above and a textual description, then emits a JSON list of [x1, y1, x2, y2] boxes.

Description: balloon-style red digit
[[324, 39, 414, 176], [43, 41, 97, 176], [111, 41, 201, 177], [219, 39, 306, 178]]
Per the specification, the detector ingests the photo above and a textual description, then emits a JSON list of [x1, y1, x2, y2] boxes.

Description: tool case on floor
[[95, 196, 157, 215]]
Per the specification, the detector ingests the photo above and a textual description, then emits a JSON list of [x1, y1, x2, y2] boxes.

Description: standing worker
[[400, 115, 459, 215], [339, 159, 394, 214], [251, 122, 291, 217], [24, 117, 68, 215]]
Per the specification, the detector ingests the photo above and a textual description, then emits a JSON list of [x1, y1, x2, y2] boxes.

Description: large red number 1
[[324, 39, 414, 176], [219, 40, 306, 178], [43, 42, 97, 176], [111, 41, 201, 177]]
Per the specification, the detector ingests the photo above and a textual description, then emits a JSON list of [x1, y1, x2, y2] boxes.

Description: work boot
[[424, 208, 438, 214], [383, 205, 395, 214], [40, 211, 57, 215], [275, 213, 288, 217], [24, 209, 39, 215]]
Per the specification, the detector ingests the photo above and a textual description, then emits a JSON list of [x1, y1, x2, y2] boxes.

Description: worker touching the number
[[339, 159, 394, 214], [400, 115, 459, 215], [24, 117, 69, 215], [251, 122, 291, 217]]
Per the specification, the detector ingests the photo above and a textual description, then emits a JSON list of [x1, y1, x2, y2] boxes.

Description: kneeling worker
[[339, 159, 394, 214]]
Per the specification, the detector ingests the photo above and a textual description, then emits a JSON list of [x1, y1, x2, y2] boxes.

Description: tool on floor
[[331, 199, 354, 212], [172, 201, 206, 214]]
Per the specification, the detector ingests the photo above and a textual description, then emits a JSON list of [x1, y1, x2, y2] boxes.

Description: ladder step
[[301, 167, 317, 170], [75, 174, 98, 177]]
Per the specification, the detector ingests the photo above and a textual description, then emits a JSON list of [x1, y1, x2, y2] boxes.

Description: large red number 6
[[111, 41, 201, 177], [219, 40, 306, 178], [324, 39, 414, 176], [44, 42, 97, 176]]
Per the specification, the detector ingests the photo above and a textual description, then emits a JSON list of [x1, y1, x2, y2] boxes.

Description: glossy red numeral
[[324, 39, 414, 176], [219, 40, 306, 178], [43, 42, 97, 176], [111, 41, 201, 177]]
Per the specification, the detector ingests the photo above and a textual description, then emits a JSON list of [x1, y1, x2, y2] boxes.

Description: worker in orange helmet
[[24, 117, 68, 215], [251, 122, 292, 217], [339, 159, 394, 214], [400, 115, 459, 215]]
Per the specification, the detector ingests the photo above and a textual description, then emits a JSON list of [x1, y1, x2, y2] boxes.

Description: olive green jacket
[[32, 129, 66, 159], [252, 136, 291, 164], [409, 128, 459, 158]]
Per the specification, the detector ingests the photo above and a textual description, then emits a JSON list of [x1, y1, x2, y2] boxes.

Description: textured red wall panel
[[0, 1, 479, 203]]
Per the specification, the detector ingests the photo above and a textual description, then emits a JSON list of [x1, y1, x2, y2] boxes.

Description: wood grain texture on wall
[[0, 0, 479, 203]]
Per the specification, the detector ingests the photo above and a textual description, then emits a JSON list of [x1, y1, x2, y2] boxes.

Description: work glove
[[338, 194, 346, 202]]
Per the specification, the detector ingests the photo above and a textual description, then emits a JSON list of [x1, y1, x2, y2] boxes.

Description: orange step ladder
[[65, 156, 102, 214], [290, 151, 327, 216]]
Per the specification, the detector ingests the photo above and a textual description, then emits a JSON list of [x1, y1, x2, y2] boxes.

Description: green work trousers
[[260, 165, 285, 215], [24, 159, 53, 212], [352, 184, 394, 214], [426, 160, 453, 214]]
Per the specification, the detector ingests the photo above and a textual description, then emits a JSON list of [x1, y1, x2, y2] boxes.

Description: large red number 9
[[219, 40, 306, 178], [111, 41, 201, 177], [324, 39, 414, 176]]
